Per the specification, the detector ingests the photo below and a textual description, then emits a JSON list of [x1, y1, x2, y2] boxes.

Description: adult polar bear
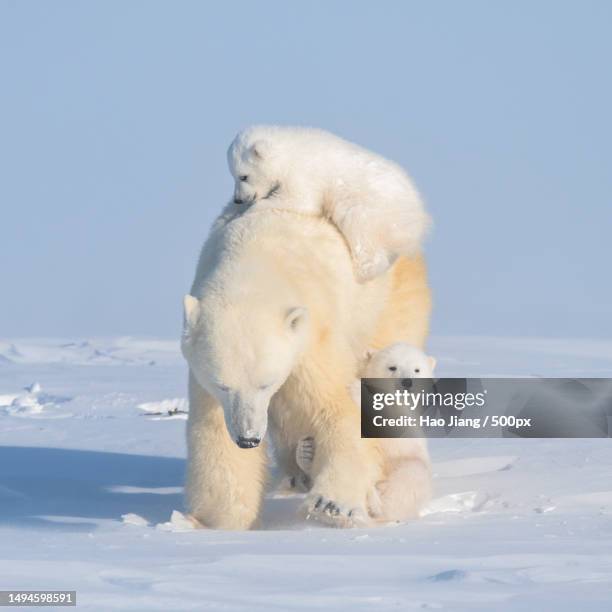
[[182, 204, 431, 529]]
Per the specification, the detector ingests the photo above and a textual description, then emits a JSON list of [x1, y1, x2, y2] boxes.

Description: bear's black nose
[[234, 198, 244, 205], [237, 436, 261, 449], [401, 378, 413, 389]]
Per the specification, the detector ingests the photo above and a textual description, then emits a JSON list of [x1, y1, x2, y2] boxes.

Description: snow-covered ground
[[1, 336, 611, 610]]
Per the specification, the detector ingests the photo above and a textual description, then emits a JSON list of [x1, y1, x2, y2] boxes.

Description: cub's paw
[[303, 494, 368, 528], [354, 250, 394, 283]]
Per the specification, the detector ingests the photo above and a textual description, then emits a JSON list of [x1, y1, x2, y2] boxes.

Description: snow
[[1, 336, 611, 610], [121, 513, 150, 527]]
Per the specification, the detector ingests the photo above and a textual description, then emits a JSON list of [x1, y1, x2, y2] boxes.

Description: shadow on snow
[[0, 446, 185, 531]]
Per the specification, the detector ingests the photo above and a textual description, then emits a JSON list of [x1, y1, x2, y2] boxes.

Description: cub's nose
[[233, 198, 244, 205], [401, 378, 413, 389], [237, 436, 261, 449]]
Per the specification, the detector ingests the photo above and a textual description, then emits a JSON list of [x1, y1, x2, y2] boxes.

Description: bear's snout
[[236, 436, 261, 449], [401, 378, 413, 389]]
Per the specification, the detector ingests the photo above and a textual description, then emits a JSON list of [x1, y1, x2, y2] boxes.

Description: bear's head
[[364, 342, 436, 381], [227, 127, 286, 207], [181, 294, 309, 448]]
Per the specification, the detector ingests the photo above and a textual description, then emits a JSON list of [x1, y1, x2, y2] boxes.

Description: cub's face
[[227, 138, 281, 206], [181, 295, 308, 448], [365, 343, 436, 380]]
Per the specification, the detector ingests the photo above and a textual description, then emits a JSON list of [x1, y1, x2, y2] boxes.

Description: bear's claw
[[304, 495, 367, 527]]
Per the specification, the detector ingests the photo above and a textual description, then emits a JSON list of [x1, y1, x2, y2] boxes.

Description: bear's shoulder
[[192, 207, 353, 295]]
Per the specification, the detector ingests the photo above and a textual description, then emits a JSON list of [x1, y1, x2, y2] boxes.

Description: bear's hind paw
[[295, 436, 315, 474]]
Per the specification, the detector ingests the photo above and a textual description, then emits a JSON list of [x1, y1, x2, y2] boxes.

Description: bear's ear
[[285, 306, 307, 332], [428, 356, 437, 372], [250, 139, 270, 161], [182, 295, 201, 338]]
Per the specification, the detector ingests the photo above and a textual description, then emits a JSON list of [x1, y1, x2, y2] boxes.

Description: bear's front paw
[[303, 494, 368, 528]]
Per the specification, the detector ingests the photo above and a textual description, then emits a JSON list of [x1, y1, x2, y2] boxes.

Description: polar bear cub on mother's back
[[227, 125, 430, 281]]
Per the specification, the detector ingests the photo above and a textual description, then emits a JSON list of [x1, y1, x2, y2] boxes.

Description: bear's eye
[[216, 383, 230, 392], [239, 175, 248, 182], [388, 366, 397, 372], [414, 368, 420, 374]]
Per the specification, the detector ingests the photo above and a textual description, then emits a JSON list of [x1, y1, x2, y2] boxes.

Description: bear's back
[[190, 206, 390, 344], [193, 208, 349, 289]]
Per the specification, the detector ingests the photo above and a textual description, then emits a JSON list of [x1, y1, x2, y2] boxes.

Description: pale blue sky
[[1, 1, 610, 339]]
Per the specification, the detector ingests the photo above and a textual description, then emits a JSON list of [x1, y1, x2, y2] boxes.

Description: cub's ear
[[250, 139, 270, 160], [428, 356, 437, 372], [363, 348, 376, 362], [182, 295, 201, 339], [285, 306, 308, 332]]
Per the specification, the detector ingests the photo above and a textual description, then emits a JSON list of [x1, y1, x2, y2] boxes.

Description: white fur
[[298, 342, 434, 523], [364, 342, 436, 379], [181, 204, 432, 529], [227, 125, 431, 281], [361, 343, 434, 521], [355, 342, 436, 396]]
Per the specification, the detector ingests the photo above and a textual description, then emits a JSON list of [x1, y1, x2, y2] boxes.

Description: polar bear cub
[[297, 342, 435, 523], [227, 126, 430, 281], [355, 341, 436, 396]]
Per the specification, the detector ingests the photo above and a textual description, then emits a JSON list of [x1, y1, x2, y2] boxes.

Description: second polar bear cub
[[227, 126, 430, 281], [297, 342, 436, 523], [357, 341, 437, 395]]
